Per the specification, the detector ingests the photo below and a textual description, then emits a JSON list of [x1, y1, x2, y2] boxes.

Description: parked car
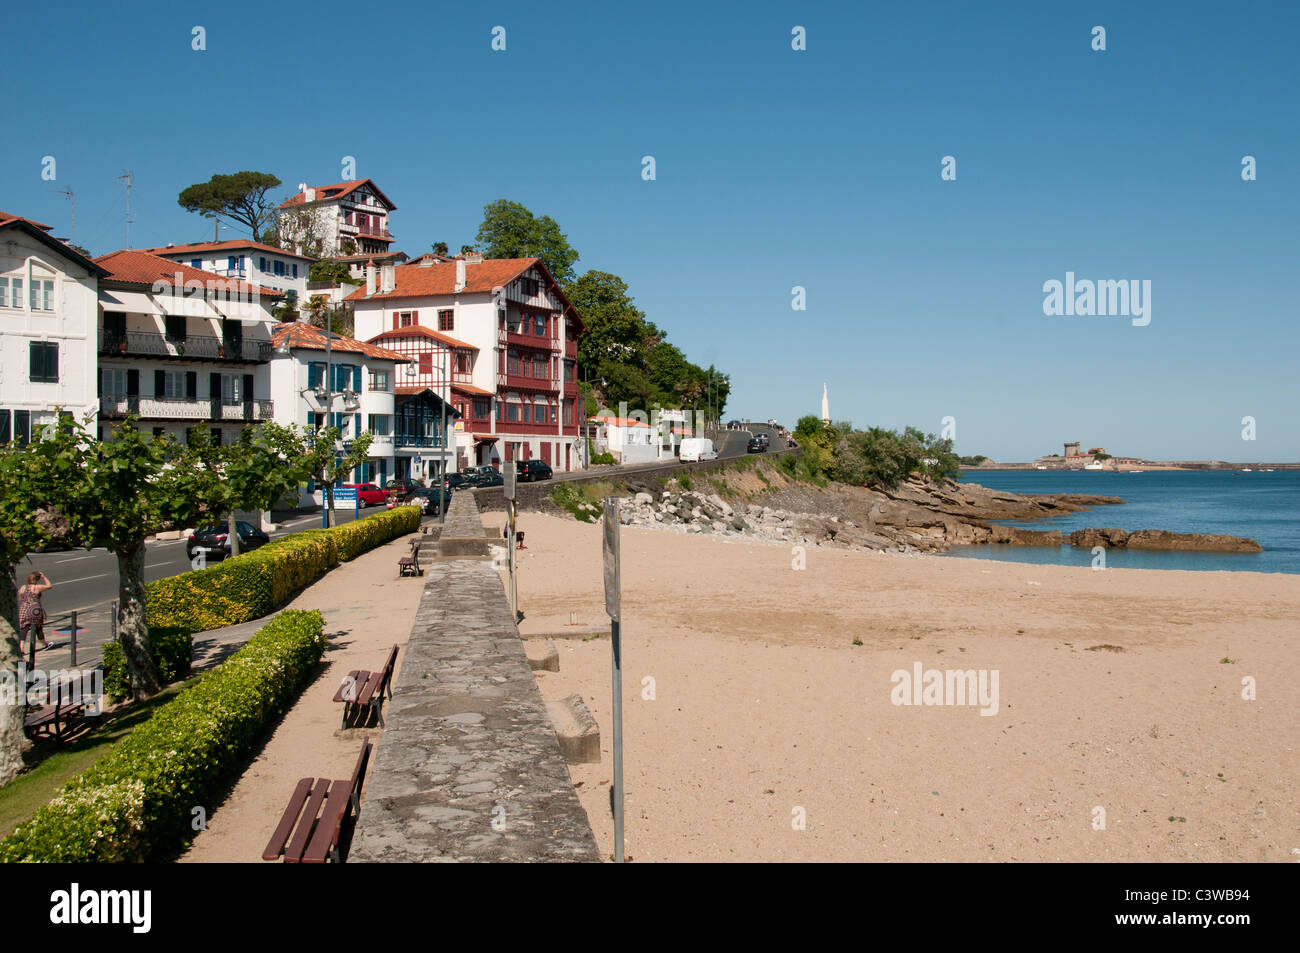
[[343, 483, 387, 504], [747, 437, 766, 453], [404, 486, 451, 515], [186, 521, 270, 561], [443, 472, 471, 492], [471, 469, 505, 488], [384, 477, 422, 499], [515, 460, 553, 482], [756, 432, 770, 448], [679, 438, 717, 462]]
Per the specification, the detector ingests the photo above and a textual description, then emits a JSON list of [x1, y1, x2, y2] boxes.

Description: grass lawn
[[0, 678, 196, 839]]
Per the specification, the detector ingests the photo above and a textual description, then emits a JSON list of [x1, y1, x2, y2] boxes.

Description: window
[[30, 279, 54, 311], [227, 256, 238, 272], [191, 259, 202, 269], [533, 313, 546, 336], [564, 359, 575, 381], [0, 276, 22, 309], [164, 371, 186, 400], [532, 354, 548, 378], [519, 277, 539, 296], [367, 414, 391, 436], [505, 402, 519, 422], [29, 342, 58, 382], [507, 351, 521, 375], [164, 314, 186, 342], [369, 370, 390, 392], [274, 260, 285, 276], [438, 309, 454, 331], [102, 368, 125, 397], [259, 257, 267, 270], [398, 311, 414, 327], [455, 351, 471, 374], [291, 263, 298, 278], [221, 375, 243, 404], [563, 400, 574, 425], [473, 398, 491, 420]]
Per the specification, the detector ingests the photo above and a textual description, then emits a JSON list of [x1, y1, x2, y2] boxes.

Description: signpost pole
[[504, 462, 517, 619], [602, 497, 625, 863]]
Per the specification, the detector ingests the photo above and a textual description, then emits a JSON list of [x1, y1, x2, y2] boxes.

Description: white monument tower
[[821, 382, 830, 424]]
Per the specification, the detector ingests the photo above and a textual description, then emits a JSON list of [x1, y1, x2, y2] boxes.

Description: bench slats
[[355, 671, 384, 707], [262, 778, 314, 861], [333, 670, 368, 703], [284, 779, 331, 863], [302, 780, 352, 863]]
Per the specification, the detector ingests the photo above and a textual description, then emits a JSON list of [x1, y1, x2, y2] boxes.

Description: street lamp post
[[440, 348, 449, 526]]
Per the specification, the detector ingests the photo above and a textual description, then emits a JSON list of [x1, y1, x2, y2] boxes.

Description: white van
[[678, 438, 717, 463]]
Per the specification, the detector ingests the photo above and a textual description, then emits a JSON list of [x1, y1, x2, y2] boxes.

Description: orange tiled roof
[[452, 383, 494, 397], [270, 321, 408, 361], [278, 179, 396, 211], [140, 239, 312, 261], [0, 211, 52, 230], [346, 258, 539, 301], [94, 249, 284, 298], [368, 325, 477, 350]]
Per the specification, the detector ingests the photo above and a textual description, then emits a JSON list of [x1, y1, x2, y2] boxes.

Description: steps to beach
[[546, 694, 601, 764], [525, 639, 560, 672]]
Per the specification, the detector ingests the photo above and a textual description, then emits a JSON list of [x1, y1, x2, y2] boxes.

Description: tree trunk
[[227, 511, 240, 558], [0, 565, 31, 786], [116, 544, 161, 700], [324, 482, 335, 529]]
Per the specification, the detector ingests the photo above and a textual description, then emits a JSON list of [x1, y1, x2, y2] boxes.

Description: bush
[[590, 451, 617, 465], [145, 506, 419, 632], [1, 610, 326, 863], [102, 626, 193, 703]]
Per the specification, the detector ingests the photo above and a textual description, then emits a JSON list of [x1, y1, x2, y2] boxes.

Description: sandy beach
[[493, 510, 1300, 862]]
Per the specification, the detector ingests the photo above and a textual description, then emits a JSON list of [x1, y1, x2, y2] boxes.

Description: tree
[[274, 204, 333, 258], [290, 426, 375, 528], [568, 271, 652, 380], [431, 242, 449, 256], [0, 416, 88, 784], [178, 172, 282, 241], [475, 199, 579, 284]]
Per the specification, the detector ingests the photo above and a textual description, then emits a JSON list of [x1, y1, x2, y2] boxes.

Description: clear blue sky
[[5, 1, 1297, 461]]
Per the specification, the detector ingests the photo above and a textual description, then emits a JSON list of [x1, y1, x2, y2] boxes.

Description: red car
[[343, 483, 388, 508]]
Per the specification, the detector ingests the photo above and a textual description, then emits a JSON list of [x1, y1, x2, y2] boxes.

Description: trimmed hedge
[[102, 627, 193, 703], [145, 506, 419, 632], [0, 609, 326, 863]]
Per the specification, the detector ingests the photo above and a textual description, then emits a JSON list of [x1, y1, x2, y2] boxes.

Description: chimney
[[365, 260, 376, 297], [454, 256, 466, 293], [381, 262, 395, 293], [304, 187, 315, 202]]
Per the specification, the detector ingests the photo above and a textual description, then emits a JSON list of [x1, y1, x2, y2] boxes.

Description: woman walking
[[18, 571, 53, 651]]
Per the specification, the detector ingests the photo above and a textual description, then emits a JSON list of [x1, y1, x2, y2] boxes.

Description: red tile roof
[[139, 239, 312, 261], [94, 249, 284, 298], [346, 258, 536, 299], [368, 325, 477, 350], [452, 383, 494, 397], [270, 321, 408, 361], [0, 211, 52, 230], [278, 179, 396, 211]]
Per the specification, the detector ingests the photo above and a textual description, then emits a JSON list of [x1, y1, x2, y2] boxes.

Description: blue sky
[[4, 1, 1297, 461]]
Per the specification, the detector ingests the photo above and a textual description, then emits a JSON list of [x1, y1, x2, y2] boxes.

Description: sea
[[943, 469, 1300, 574]]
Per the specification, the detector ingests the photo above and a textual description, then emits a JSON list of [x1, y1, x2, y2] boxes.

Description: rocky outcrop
[[1068, 528, 1262, 553]]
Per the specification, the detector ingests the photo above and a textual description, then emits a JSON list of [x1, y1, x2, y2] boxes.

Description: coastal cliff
[[599, 460, 1262, 555]]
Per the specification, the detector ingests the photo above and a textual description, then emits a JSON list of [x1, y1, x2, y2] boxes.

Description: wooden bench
[[332, 645, 399, 729], [263, 738, 372, 863], [398, 537, 423, 577], [23, 677, 88, 743]]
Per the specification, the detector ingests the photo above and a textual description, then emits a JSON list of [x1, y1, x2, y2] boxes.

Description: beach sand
[[492, 510, 1300, 862]]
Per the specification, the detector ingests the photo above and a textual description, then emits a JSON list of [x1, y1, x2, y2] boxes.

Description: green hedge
[[0, 609, 326, 863], [145, 506, 419, 632], [102, 627, 193, 703]]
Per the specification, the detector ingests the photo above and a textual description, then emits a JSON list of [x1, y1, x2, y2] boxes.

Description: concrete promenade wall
[[350, 491, 600, 862]]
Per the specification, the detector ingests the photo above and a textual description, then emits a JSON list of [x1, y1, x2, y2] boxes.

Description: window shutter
[[127, 369, 139, 397], [355, 413, 361, 437], [155, 369, 165, 397], [410, 310, 418, 324], [210, 372, 221, 401], [243, 373, 254, 400], [308, 363, 321, 388], [14, 411, 30, 448], [353, 366, 361, 391], [186, 372, 198, 400], [392, 312, 398, 330], [0, 410, 10, 443]]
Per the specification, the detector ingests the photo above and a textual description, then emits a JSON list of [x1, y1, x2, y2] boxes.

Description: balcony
[[99, 330, 272, 364], [99, 396, 274, 421], [394, 433, 446, 449], [565, 338, 577, 359], [344, 220, 393, 240], [505, 330, 555, 350], [503, 372, 554, 392]]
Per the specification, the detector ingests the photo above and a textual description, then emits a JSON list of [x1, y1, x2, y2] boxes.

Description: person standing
[[18, 571, 53, 651]]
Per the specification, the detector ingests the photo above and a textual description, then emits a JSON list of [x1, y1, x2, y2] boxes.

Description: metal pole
[[507, 499, 517, 618], [70, 609, 77, 667], [440, 350, 448, 525], [611, 619, 624, 862]]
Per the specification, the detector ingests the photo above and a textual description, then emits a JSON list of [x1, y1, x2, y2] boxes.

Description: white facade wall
[[154, 249, 310, 300], [0, 232, 99, 440]]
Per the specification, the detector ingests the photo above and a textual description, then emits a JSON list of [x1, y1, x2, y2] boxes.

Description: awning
[[472, 434, 499, 443]]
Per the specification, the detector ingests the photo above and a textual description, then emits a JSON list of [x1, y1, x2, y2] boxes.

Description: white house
[[0, 212, 106, 443], [140, 239, 312, 302], [350, 255, 586, 473], [94, 249, 282, 445], [267, 320, 409, 487], [277, 179, 397, 260]]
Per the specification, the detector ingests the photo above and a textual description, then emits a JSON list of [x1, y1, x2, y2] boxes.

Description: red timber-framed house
[[350, 254, 584, 476]]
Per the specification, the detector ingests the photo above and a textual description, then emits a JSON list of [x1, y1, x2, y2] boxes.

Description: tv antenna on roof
[[117, 170, 133, 247], [48, 187, 74, 245]]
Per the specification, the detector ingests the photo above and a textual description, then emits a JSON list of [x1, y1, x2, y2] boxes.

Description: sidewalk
[[179, 527, 428, 862]]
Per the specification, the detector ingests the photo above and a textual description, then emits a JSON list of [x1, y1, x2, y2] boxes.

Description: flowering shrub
[[145, 506, 419, 631], [0, 610, 326, 862]]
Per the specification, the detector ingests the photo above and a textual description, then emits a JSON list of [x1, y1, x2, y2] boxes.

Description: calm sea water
[[944, 469, 1300, 574]]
